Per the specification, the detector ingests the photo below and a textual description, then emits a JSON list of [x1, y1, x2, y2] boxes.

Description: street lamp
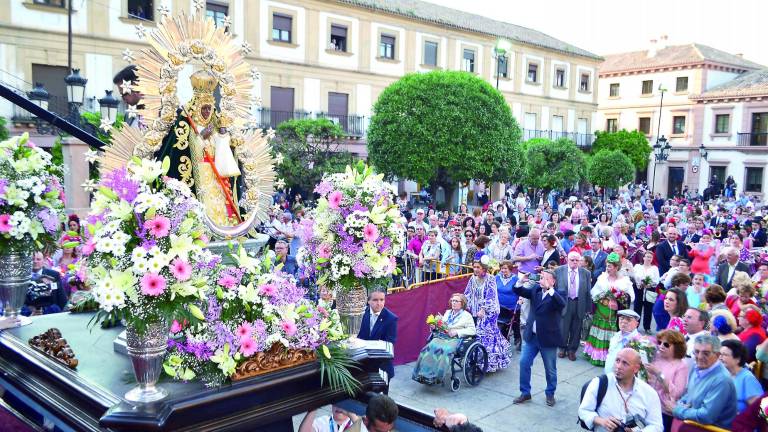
[[698, 143, 708, 161], [651, 135, 671, 196], [65, 68, 87, 106], [493, 38, 512, 89], [27, 83, 50, 114], [98, 90, 120, 125]]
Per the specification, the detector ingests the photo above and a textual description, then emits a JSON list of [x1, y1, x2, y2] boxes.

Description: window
[[32, 64, 68, 116], [580, 73, 590, 92], [606, 118, 618, 133], [641, 80, 653, 95], [497, 55, 508, 78], [379, 34, 395, 59], [524, 112, 537, 130], [462, 49, 475, 73], [269, 86, 294, 128], [328, 92, 349, 132], [330, 25, 348, 52], [554, 68, 566, 87], [423, 41, 438, 66], [638, 117, 651, 134], [609, 83, 620, 97], [673, 116, 686, 134], [552, 115, 564, 132], [206, 2, 228, 30], [746, 167, 763, 193], [715, 114, 730, 134], [127, 0, 153, 20], [676, 76, 689, 92], [272, 14, 292, 43], [33, 0, 64, 6], [527, 63, 538, 83]]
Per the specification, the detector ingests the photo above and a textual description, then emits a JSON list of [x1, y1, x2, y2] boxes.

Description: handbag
[[644, 286, 658, 303]]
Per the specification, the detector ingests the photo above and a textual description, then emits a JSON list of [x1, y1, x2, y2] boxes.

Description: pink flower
[[144, 215, 171, 238], [170, 258, 192, 281], [280, 320, 297, 336], [318, 243, 332, 259], [328, 191, 343, 209], [259, 283, 277, 297], [363, 223, 379, 242], [218, 274, 238, 289], [81, 239, 96, 256], [239, 337, 258, 357], [0, 214, 11, 233], [171, 320, 183, 333], [140, 273, 166, 296], [387, 256, 397, 273], [236, 322, 253, 341]]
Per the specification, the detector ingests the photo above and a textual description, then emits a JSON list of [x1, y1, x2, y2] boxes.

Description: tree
[[0, 116, 8, 141], [592, 129, 652, 170], [587, 149, 635, 200], [367, 70, 522, 208], [271, 118, 354, 198], [522, 137, 585, 195]]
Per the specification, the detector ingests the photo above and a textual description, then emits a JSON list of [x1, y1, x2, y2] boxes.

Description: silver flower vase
[[124, 321, 170, 403], [0, 251, 33, 327], [336, 287, 368, 337]]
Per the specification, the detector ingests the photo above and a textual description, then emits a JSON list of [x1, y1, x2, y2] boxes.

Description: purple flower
[[378, 237, 392, 254], [205, 296, 222, 321], [353, 261, 370, 278], [314, 180, 333, 196], [37, 208, 59, 233], [102, 167, 140, 203], [0, 178, 8, 196], [350, 201, 368, 213]]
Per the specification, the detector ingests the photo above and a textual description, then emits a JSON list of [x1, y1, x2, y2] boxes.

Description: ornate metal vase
[[336, 287, 368, 337], [124, 321, 170, 403], [0, 250, 33, 326]]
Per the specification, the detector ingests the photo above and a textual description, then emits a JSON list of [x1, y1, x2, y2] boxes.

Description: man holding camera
[[579, 348, 663, 432]]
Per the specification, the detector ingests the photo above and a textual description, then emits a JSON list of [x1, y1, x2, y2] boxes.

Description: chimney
[[648, 39, 658, 58], [658, 34, 669, 49]]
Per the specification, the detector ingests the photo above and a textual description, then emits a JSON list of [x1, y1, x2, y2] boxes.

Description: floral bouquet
[[592, 286, 630, 310], [0, 133, 65, 253], [642, 276, 653, 288], [297, 161, 406, 294], [80, 158, 217, 333], [426, 313, 449, 334], [628, 336, 657, 381], [163, 246, 357, 392]]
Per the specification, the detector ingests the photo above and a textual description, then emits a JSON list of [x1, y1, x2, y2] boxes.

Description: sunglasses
[[657, 341, 671, 348]]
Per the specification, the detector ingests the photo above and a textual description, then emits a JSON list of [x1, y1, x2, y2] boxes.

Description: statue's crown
[[190, 70, 218, 94]]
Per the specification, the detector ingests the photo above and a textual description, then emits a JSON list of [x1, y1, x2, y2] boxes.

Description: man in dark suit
[[716, 247, 751, 290], [751, 220, 767, 248], [29, 251, 66, 312], [655, 226, 689, 275], [554, 252, 592, 361], [512, 269, 565, 407], [589, 238, 607, 282], [357, 290, 398, 382]]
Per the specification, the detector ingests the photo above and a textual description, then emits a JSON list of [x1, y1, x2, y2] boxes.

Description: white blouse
[[633, 264, 660, 287]]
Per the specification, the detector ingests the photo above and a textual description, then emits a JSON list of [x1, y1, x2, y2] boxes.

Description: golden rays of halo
[[104, 11, 275, 222]]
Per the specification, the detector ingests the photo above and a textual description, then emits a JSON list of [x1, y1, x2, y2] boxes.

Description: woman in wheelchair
[[411, 293, 476, 385]]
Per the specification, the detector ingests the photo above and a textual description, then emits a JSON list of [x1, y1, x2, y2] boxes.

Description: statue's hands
[[201, 125, 214, 139], [218, 127, 227, 134]]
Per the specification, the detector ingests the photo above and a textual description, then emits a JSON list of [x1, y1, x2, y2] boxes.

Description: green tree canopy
[[367, 70, 522, 205], [271, 118, 354, 197], [522, 137, 585, 192], [587, 149, 635, 191], [592, 129, 652, 170], [0, 116, 8, 141]]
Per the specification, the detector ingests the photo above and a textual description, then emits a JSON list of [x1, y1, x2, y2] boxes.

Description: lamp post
[[27, 83, 50, 114], [98, 90, 120, 125], [651, 135, 671, 196], [698, 143, 708, 161], [493, 38, 512, 89]]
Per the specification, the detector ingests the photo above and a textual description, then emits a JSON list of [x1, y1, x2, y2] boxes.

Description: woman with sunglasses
[[645, 329, 689, 432]]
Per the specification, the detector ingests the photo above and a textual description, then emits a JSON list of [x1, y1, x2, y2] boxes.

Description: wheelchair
[[417, 333, 489, 392]]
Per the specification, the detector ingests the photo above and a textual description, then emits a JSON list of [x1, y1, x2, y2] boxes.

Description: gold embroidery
[[174, 121, 190, 150], [178, 156, 193, 187]]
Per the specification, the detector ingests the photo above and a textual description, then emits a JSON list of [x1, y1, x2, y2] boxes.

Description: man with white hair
[[554, 251, 592, 361], [715, 246, 750, 290], [408, 208, 429, 232]]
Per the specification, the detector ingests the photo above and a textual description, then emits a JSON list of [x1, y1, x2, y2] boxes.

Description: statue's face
[[200, 104, 212, 121]]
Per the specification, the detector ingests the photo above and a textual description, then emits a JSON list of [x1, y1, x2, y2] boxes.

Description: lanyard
[[446, 310, 460, 325], [614, 383, 633, 415], [330, 418, 351, 432]]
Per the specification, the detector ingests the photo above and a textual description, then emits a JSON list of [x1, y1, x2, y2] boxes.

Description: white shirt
[[311, 415, 352, 432], [579, 373, 663, 432], [604, 329, 639, 374]]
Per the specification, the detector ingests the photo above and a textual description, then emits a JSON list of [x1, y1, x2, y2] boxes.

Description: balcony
[[738, 132, 768, 147], [523, 129, 595, 149], [253, 108, 367, 137]]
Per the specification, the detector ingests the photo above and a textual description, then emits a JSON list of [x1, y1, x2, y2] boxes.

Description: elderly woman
[[721, 339, 763, 414], [489, 230, 513, 261], [412, 293, 477, 385], [737, 305, 766, 362], [419, 229, 442, 281], [646, 329, 689, 432], [728, 272, 758, 318], [710, 309, 740, 342], [464, 255, 510, 372]]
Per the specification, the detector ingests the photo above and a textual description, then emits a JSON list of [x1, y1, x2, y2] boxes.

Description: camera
[[529, 273, 541, 282], [616, 415, 646, 432]]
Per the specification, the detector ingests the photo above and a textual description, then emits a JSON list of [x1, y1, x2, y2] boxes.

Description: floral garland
[[0, 133, 65, 254], [80, 158, 216, 333], [298, 162, 406, 294]]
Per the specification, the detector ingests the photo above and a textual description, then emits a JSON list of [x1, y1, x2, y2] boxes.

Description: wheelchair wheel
[[462, 343, 488, 386], [450, 377, 461, 392]]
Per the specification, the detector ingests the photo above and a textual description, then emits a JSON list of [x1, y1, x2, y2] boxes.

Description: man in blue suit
[[590, 238, 608, 282], [513, 270, 565, 407], [358, 290, 398, 382]]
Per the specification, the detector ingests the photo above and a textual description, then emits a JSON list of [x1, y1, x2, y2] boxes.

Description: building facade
[[596, 39, 764, 197], [1, 0, 601, 161]]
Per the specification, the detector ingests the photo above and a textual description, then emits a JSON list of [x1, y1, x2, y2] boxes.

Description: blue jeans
[[519, 337, 557, 397]]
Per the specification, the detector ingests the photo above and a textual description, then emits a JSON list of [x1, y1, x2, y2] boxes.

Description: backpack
[[577, 374, 608, 430]]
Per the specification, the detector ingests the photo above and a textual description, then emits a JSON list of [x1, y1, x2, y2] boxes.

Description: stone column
[[490, 182, 505, 202], [61, 137, 90, 217]]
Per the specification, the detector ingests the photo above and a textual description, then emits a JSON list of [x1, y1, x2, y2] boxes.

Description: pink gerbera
[[0, 214, 11, 233], [239, 337, 258, 357], [144, 215, 171, 238], [328, 191, 343, 209], [140, 272, 166, 296], [170, 258, 192, 281], [81, 239, 96, 256], [363, 223, 379, 242], [236, 322, 253, 341], [218, 274, 238, 289], [280, 320, 297, 337], [171, 320, 183, 333], [259, 283, 277, 297]]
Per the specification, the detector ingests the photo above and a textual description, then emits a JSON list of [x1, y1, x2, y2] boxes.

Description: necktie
[[569, 270, 577, 299], [370, 314, 378, 336]]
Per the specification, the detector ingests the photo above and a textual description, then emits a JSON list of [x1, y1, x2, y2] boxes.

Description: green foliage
[[80, 111, 125, 146], [592, 129, 652, 170], [367, 70, 523, 191], [272, 118, 354, 196], [522, 137, 585, 191], [0, 116, 8, 141], [587, 149, 635, 190], [317, 344, 361, 396], [51, 136, 64, 168]]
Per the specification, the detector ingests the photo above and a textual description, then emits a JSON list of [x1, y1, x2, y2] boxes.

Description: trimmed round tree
[[587, 149, 635, 200], [367, 70, 522, 208], [522, 137, 585, 196], [592, 130, 652, 170]]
